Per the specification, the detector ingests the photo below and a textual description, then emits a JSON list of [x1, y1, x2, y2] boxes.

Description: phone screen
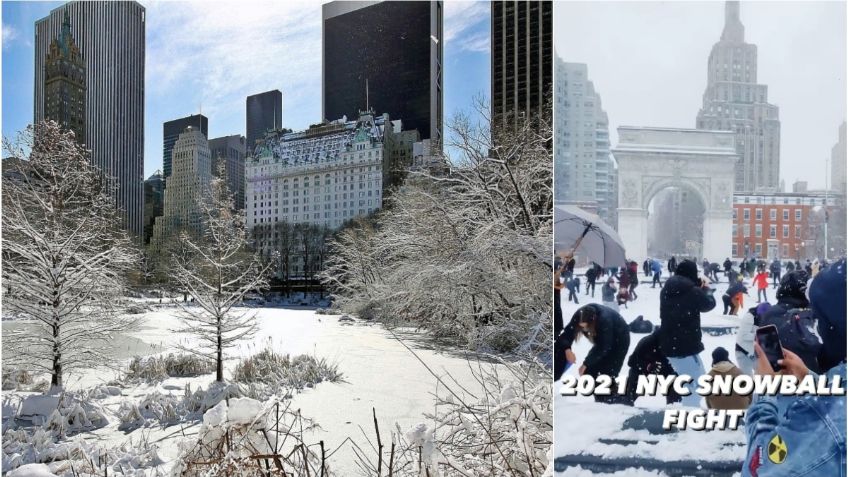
[[756, 325, 785, 372]]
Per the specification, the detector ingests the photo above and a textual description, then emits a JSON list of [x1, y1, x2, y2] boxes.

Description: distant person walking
[[657, 260, 716, 406], [769, 259, 781, 288], [566, 276, 580, 304], [601, 278, 618, 311], [753, 268, 769, 303], [668, 256, 677, 275], [585, 266, 597, 297], [651, 259, 663, 288], [723, 258, 733, 279]]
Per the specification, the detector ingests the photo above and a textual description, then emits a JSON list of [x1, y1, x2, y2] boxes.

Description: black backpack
[[759, 307, 822, 373]]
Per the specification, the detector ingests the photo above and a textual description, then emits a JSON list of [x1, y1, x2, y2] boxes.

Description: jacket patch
[[768, 434, 788, 464], [749, 445, 762, 477]]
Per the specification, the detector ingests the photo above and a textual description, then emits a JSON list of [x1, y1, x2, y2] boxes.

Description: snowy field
[[2, 304, 500, 474], [556, 270, 754, 477]]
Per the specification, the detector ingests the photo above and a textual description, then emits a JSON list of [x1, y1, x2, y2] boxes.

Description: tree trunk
[[217, 313, 224, 382], [51, 321, 62, 388]]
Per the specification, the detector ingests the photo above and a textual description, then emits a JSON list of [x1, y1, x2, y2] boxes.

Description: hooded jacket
[[705, 361, 752, 410], [559, 304, 630, 376], [658, 273, 716, 358]]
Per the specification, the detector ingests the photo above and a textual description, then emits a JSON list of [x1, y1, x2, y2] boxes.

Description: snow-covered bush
[[123, 353, 215, 383], [320, 99, 552, 356], [173, 397, 324, 476], [2, 370, 49, 393], [232, 349, 342, 395], [358, 358, 552, 477]]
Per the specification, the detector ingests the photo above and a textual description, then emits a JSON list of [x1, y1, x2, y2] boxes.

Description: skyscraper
[[150, 127, 212, 253], [208, 134, 246, 210], [322, 1, 443, 143], [163, 114, 208, 180], [43, 11, 85, 144], [245, 90, 282, 155], [554, 60, 615, 222], [491, 1, 553, 120], [143, 171, 164, 245], [696, 1, 780, 193], [35, 1, 145, 237]]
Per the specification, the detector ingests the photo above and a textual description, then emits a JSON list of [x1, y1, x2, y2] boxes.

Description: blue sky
[[2, 0, 490, 177]]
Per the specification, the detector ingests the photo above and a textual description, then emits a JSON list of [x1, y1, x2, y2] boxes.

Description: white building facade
[[245, 111, 392, 239], [150, 126, 212, 252], [554, 59, 616, 223]]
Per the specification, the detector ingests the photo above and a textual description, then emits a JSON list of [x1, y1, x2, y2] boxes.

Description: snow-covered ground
[[2, 304, 499, 474], [556, 270, 756, 476]]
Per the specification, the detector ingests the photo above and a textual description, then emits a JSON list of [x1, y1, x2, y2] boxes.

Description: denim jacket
[[743, 363, 846, 477]]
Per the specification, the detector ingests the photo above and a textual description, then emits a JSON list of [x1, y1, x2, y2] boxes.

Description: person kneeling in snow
[[705, 347, 751, 410], [561, 304, 630, 404], [621, 328, 681, 406], [742, 259, 846, 477]]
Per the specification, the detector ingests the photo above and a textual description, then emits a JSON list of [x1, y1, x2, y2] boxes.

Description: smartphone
[[756, 324, 785, 372]]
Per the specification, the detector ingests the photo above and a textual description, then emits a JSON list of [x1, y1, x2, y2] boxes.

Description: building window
[[782, 244, 789, 257], [795, 210, 802, 221], [733, 209, 738, 219], [783, 210, 789, 221], [795, 226, 801, 238], [732, 224, 738, 237], [782, 225, 789, 238], [755, 224, 762, 238], [743, 224, 750, 237], [732, 244, 738, 257], [743, 209, 750, 220], [755, 209, 762, 220], [769, 225, 776, 238], [770, 209, 777, 220], [755, 243, 762, 255]]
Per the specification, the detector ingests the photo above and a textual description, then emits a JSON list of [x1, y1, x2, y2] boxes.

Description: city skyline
[[2, 0, 490, 177], [555, 1, 846, 191]]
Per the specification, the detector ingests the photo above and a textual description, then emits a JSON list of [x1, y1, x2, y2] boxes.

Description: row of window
[[733, 223, 807, 239], [734, 208, 804, 221], [732, 243, 798, 259]]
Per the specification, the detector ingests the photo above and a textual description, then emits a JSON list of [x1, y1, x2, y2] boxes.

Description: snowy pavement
[[2, 305, 499, 474], [556, 271, 757, 476]]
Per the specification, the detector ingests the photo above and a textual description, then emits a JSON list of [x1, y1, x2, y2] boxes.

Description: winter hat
[[756, 302, 771, 316], [776, 270, 810, 306], [712, 347, 730, 366], [809, 259, 847, 365], [675, 259, 699, 283]]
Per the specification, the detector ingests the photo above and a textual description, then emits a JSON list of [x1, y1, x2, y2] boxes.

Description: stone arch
[[613, 127, 739, 263]]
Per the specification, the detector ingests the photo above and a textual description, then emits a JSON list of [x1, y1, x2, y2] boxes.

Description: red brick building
[[731, 192, 836, 260]]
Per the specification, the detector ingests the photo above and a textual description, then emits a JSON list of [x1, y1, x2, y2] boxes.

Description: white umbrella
[[554, 204, 627, 268]]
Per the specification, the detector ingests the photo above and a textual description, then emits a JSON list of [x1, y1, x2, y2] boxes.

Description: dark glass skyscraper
[[491, 0, 553, 120], [35, 1, 145, 238], [142, 171, 164, 245], [322, 1, 443, 143], [163, 114, 208, 180], [245, 90, 282, 155], [209, 135, 246, 210]]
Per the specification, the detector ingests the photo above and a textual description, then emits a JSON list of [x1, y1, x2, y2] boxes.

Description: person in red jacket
[[753, 267, 769, 303]]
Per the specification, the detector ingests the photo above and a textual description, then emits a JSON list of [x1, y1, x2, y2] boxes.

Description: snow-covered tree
[[171, 164, 273, 382], [321, 97, 552, 355], [2, 121, 141, 389]]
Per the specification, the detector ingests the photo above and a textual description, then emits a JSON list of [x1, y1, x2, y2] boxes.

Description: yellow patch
[[767, 434, 788, 464]]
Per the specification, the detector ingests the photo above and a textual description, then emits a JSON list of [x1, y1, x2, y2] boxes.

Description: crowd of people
[[554, 253, 847, 475]]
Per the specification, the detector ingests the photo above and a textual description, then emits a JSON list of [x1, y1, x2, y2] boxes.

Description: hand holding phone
[[755, 325, 785, 373]]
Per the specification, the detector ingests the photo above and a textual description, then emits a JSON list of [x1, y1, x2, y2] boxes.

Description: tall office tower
[[142, 171, 164, 245], [43, 11, 85, 143], [696, 1, 780, 193], [208, 135, 247, 210], [150, 127, 212, 253], [554, 61, 616, 222], [35, 1, 145, 237], [163, 114, 208, 180], [322, 1, 443, 143], [831, 122, 846, 194], [491, 0, 553, 121], [245, 90, 282, 155]]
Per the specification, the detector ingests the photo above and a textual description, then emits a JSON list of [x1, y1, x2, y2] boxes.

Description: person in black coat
[[657, 259, 716, 406], [758, 270, 822, 373], [585, 266, 597, 297], [558, 304, 631, 403], [668, 256, 678, 274], [769, 259, 781, 288], [724, 258, 733, 277], [621, 329, 682, 406]]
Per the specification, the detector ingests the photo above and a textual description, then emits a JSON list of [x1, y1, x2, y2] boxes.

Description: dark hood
[[662, 274, 698, 297], [675, 260, 699, 283], [776, 270, 810, 307]]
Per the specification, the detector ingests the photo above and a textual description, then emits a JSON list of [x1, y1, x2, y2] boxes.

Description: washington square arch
[[614, 127, 739, 263]]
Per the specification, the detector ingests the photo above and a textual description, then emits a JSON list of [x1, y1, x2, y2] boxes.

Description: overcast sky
[[3, 1, 490, 176], [555, 1, 846, 190]]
